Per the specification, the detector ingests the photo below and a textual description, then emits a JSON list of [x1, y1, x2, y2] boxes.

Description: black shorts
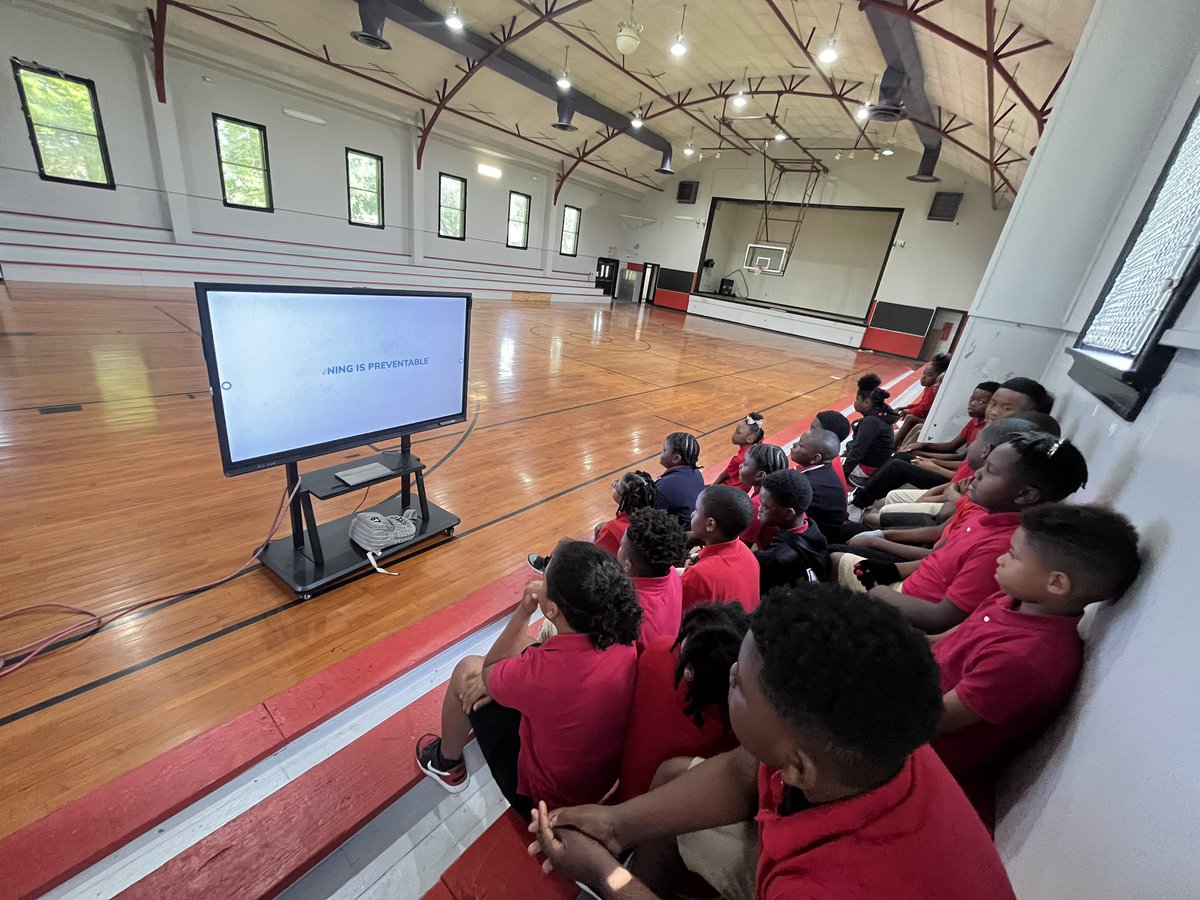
[[468, 700, 533, 820]]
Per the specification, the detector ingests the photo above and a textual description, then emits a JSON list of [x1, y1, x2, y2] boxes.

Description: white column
[[140, 54, 193, 243]]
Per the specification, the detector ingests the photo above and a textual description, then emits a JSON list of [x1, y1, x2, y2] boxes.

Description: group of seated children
[[415, 374, 1142, 899]]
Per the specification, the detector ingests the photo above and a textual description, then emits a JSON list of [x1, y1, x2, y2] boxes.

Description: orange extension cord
[[0, 481, 301, 679]]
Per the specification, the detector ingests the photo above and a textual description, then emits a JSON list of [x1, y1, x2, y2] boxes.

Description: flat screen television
[[195, 284, 472, 476]]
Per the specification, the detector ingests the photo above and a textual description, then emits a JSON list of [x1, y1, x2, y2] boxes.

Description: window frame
[[560, 204, 582, 257], [11, 58, 115, 190], [506, 190, 532, 250], [345, 147, 385, 229], [212, 113, 274, 213], [438, 172, 468, 241], [1065, 91, 1200, 421]]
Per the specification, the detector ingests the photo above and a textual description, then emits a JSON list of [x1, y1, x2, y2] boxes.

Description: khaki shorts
[[884, 488, 929, 505], [675, 759, 758, 900], [836, 553, 904, 593], [880, 501, 944, 516]]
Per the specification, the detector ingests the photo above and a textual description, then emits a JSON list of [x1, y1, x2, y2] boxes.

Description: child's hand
[[527, 802, 623, 885], [533, 802, 624, 855], [683, 546, 701, 568], [593, 521, 604, 538], [854, 559, 901, 589], [458, 668, 492, 714], [519, 580, 545, 617]]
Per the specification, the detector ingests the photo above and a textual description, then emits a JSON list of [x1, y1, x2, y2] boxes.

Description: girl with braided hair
[[714, 412, 766, 492], [594, 469, 657, 556], [654, 432, 705, 527], [735, 442, 791, 549], [417, 541, 640, 818]]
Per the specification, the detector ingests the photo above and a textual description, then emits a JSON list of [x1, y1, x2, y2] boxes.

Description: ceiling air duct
[[906, 145, 942, 183], [351, 0, 392, 50], [553, 96, 579, 132], [655, 147, 675, 175]]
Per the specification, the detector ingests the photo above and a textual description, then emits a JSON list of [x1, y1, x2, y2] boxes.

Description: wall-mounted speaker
[[677, 180, 699, 204]]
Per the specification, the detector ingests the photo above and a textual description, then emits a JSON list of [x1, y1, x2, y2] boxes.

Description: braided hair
[[673, 602, 751, 727], [616, 470, 657, 515], [746, 442, 789, 476], [545, 541, 641, 649], [624, 507, 688, 575], [743, 412, 765, 444], [665, 432, 701, 468], [1003, 432, 1089, 501]]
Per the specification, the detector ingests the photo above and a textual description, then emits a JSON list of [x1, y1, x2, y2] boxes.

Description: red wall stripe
[[653, 288, 690, 312], [859, 327, 925, 358]]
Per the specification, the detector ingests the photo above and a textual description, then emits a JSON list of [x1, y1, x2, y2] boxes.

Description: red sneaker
[[416, 733, 469, 793]]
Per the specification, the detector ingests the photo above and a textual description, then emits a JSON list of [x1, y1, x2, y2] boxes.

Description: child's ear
[[541, 598, 560, 621], [1046, 570, 1072, 596], [779, 747, 820, 794], [1015, 486, 1043, 508], [682, 663, 696, 683]]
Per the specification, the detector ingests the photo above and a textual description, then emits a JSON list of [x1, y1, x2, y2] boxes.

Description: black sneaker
[[527, 553, 550, 573], [416, 734, 468, 793]]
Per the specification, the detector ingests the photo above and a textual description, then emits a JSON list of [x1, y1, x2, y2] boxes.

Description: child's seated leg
[[417, 654, 485, 794], [669, 757, 758, 900], [467, 700, 533, 819]]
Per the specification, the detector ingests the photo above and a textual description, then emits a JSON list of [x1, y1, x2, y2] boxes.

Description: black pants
[[850, 457, 950, 508], [468, 701, 534, 820]]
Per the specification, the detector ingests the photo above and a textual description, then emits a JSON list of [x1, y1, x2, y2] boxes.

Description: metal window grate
[[927, 191, 963, 222]]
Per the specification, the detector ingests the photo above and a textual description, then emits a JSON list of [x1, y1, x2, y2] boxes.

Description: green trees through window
[[347, 149, 383, 227], [507, 191, 531, 249], [214, 115, 272, 210], [560, 205, 581, 256], [12, 61, 113, 187], [439, 173, 467, 239]]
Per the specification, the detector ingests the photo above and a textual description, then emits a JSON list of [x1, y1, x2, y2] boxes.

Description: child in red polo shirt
[[617, 507, 688, 645], [593, 470, 656, 556], [754, 469, 830, 591], [734, 443, 790, 549], [931, 503, 1141, 821], [841, 433, 1090, 634], [416, 541, 641, 818], [893, 353, 951, 448], [713, 412, 765, 493], [616, 602, 749, 802], [530, 584, 1015, 900], [682, 485, 760, 613], [903, 380, 998, 459]]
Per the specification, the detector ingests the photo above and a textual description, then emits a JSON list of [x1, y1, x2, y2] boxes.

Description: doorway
[[640, 263, 660, 303], [595, 257, 619, 297], [919, 308, 966, 360]]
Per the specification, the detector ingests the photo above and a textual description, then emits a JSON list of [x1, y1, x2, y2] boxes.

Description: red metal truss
[[416, 0, 596, 168], [161, 1, 659, 193]]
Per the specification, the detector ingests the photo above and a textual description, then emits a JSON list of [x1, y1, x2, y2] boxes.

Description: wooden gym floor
[[0, 280, 914, 839]]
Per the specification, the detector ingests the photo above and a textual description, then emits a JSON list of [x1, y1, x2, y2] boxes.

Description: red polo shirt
[[959, 416, 986, 446], [900, 512, 1020, 614], [722, 444, 750, 492], [487, 632, 637, 808], [615, 636, 737, 802], [934, 495, 984, 549], [681, 539, 761, 613], [756, 746, 1014, 900], [906, 383, 939, 419], [951, 459, 973, 482], [933, 592, 1083, 782], [594, 512, 630, 556], [633, 569, 683, 645]]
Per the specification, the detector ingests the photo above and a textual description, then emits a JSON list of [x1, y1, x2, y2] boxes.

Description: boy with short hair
[[931, 503, 1140, 819], [754, 469, 830, 591], [788, 428, 847, 542], [618, 507, 688, 645], [681, 485, 760, 613], [903, 380, 999, 460], [893, 353, 951, 447], [529, 584, 1016, 900], [811, 411, 852, 490]]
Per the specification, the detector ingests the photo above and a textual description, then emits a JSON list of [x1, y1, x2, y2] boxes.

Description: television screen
[[196, 284, 471, 476]]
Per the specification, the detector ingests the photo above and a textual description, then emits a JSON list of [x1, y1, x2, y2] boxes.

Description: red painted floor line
[[0, 365, 922, 897]]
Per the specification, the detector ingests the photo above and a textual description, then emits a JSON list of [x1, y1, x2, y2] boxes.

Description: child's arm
[[869, 585, 970, 633], [936, 689, 983, 735], [713, 470, 729, 485], [847, 536, 933, 562], [908, 433, 967, 455], [911, 447, 967, 461], [483, 581, 541, 670]]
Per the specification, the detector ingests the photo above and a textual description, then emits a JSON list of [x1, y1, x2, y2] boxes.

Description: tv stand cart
[[259, 434, 459, 596]]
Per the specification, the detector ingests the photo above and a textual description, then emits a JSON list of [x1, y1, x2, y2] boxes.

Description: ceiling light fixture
[[670, 5, 688, 57], [834, 151, 842, 160], [445, 5, 464, 30], [282, 107, 327, 125], [631, 110, 644, 128], [683, 127, 696, 156], [774, 129, 787, 141], [477, 162, 502, 178], [556, 46, 571, 91], [616, 0, 642, 55], [857, 104, 870, 121], [881, 144, 895, 157], [732, 67, 749, 108], [848, 150, 856, 159], [873, 151, 881, 160], [818, 4, 842, 64]]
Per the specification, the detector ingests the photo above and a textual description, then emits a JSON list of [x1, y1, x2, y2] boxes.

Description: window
[[507, 191, 531, 249], [12, 60, 113, 188], [346, 149, 384, 228], [560, 205, 581, 256], [438, 173, 467, 239], [1066, 92, 1200, 420], [213, 114, 273, 211]]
